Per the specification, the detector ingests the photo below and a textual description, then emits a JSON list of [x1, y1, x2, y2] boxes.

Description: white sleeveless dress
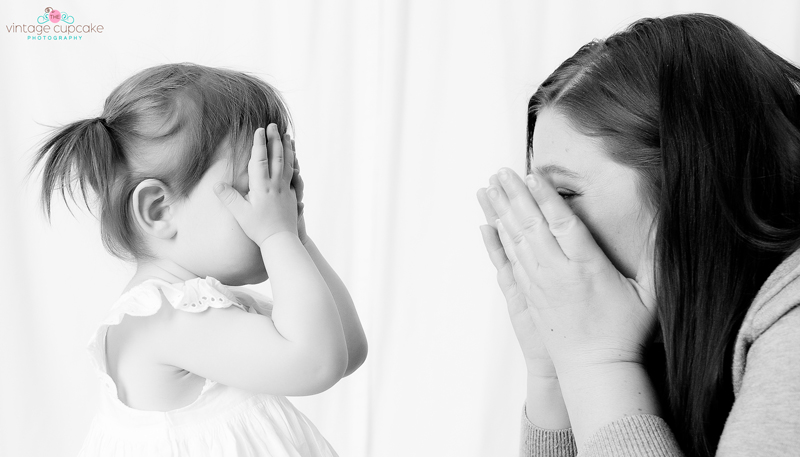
[[77, 277, 338, 457]]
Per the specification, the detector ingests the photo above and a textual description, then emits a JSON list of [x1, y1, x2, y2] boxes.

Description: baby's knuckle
[[220, 191, 237, 205]]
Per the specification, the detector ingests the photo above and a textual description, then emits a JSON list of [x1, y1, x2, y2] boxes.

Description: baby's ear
[[132, 179, 176, 239]]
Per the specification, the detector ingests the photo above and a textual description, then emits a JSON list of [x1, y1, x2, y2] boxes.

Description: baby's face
[[170, 151, 267, 286]]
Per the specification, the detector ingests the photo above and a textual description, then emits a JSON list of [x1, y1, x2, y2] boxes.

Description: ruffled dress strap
[[86, 276, 263, 399], [79, 278, 340, 457]]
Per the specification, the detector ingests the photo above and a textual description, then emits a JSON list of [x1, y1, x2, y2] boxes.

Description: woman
[[478, 14, 800, 457]]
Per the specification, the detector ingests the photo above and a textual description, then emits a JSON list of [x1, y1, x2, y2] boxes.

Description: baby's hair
[[31, 63, 292, 261]]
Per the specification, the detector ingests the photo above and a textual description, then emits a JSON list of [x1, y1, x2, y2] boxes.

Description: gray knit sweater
[[520, 249, 800, 456]]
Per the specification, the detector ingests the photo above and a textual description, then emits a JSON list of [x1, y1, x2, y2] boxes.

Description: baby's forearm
[[260, 232, 348, 379], [303, 237, 368, 376]]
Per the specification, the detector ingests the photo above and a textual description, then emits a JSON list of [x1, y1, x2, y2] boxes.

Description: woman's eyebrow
[[534, 164, 583, 180]]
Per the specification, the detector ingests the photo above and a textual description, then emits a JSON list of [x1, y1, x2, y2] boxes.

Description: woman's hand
[[483, 167, 659, 444], [214, 124, 298, 246], [484, 168, 656, 373], [478, 177, 570, 430], [477, 182, 556, 379]]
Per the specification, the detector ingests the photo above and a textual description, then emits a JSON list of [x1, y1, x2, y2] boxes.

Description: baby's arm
[[303, 238, 368, 376], [292, 158, 368, 377], [147, 125, 347, 396]]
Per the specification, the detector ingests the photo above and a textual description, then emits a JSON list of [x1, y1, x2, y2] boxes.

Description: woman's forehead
[[531, 109, 612, 176]]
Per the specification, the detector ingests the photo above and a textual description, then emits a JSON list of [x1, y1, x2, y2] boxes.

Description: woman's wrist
[[557, 361, 660, 448], [525, 357, 558, 379], [526, 374, 570, 430]]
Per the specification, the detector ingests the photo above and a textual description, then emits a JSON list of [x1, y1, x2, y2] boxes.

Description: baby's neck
[[124, 261, 199, 293]]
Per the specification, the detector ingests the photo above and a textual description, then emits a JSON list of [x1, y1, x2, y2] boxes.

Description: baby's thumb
[[214, 183, 247, 216]]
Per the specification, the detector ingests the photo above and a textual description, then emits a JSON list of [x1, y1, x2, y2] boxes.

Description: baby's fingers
[[292, 167, 305, 204], [214, 182, 249, 221], [282, 133, 295, 183], [266, 124, 284, 184], [248, 128, 269, 194]]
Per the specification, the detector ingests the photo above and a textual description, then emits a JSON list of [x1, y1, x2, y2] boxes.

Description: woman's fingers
[[485, 183, 540, 275], [495, 219, 535, 294], [248, 127, 269, 194], [525, 173, 603, 262], [497, 169, 565, 265], [479, 225, 528, 315], [480, 224, 511, 271], [477, 188, 500, 226], [266, 124, 284, 184], [481, 223, 556, 382]]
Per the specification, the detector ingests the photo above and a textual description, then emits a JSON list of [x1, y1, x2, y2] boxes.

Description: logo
[[39, 7, 73, 25], [5, 7, 105, 41]]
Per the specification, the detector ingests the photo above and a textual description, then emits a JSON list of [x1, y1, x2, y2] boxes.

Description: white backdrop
[[1, 1, 798, 456]]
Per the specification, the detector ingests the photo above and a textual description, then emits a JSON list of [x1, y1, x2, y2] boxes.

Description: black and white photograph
[[2, 1, 799, 456]]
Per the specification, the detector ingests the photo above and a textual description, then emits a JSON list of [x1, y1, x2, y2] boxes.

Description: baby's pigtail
[[32, 117, 124, 219]]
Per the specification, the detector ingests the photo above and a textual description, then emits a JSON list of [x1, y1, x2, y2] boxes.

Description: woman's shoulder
[[741, 249, 800, 340], [732, 249, 800, 393]]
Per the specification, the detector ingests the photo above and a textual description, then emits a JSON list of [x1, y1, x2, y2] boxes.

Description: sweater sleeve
[[716, 304, 800, 456], [520, 305, 800, 457], [579, 415, 683, 456], [519, 406, 577, 457], [520, 401, 682, 457]]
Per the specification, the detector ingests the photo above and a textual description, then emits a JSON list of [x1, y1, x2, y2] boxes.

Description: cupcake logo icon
[[38, 7, 74, 25]]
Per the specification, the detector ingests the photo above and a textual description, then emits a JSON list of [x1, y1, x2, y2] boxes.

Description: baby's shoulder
[[105, 289, 178, 363], [105, 277, 255, 351]]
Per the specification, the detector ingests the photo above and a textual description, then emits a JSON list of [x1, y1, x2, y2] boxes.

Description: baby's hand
[[291, 153, 309, 244], [214, 124, 298, 246]]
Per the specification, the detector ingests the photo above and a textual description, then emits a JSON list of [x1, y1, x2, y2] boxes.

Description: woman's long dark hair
[[527, 14, 800, 456]]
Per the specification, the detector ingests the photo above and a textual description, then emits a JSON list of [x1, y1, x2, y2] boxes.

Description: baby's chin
[[228, 269, 268, 286], [203, 263, 267, 286]]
